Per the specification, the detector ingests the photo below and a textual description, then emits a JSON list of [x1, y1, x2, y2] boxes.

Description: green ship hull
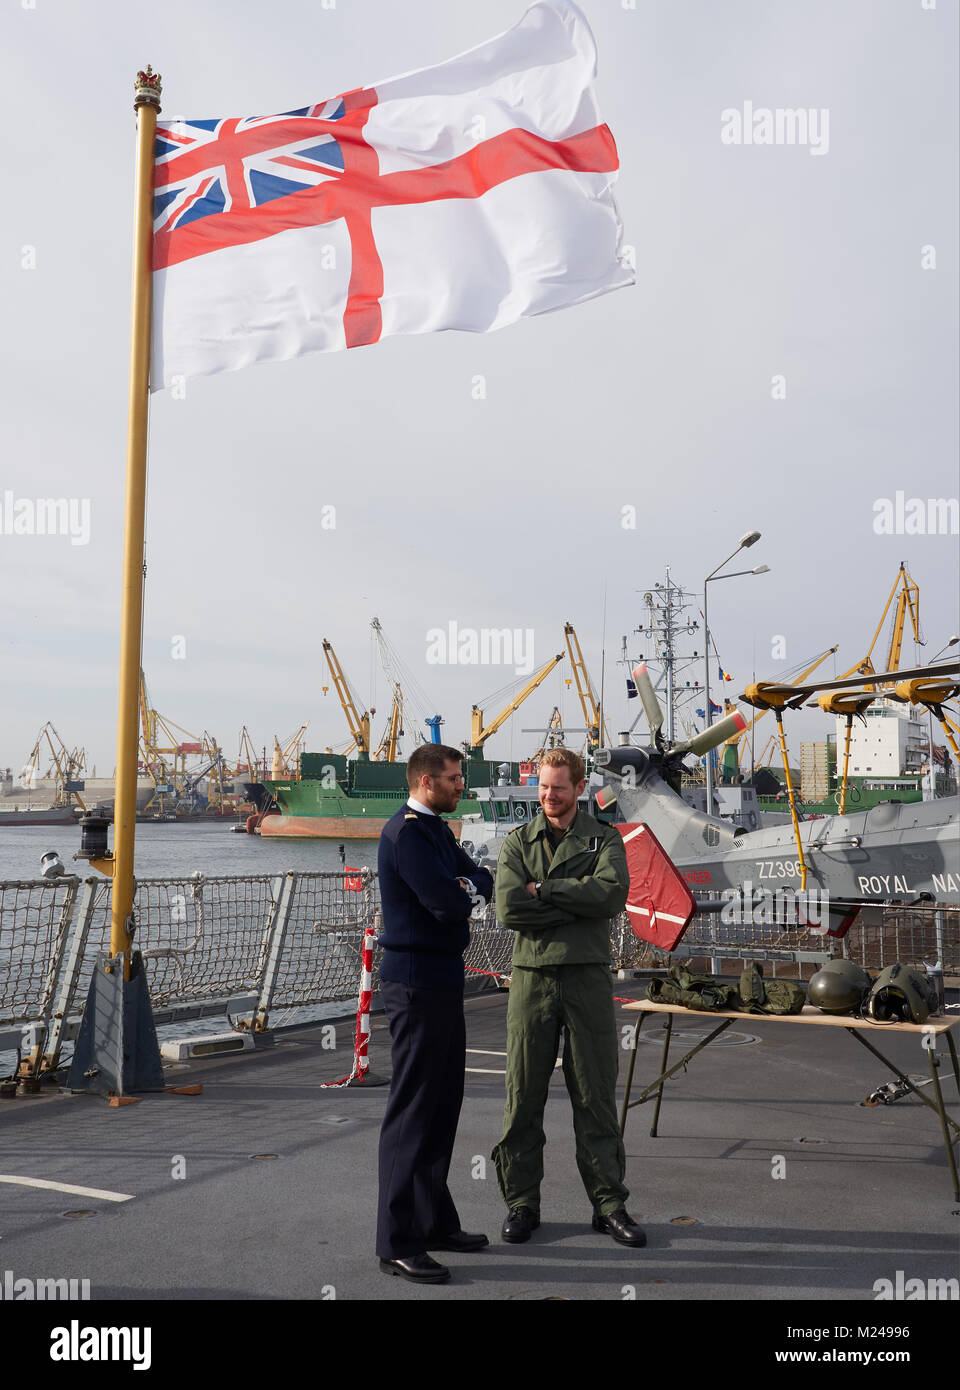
[[260, 751, 524, 840]]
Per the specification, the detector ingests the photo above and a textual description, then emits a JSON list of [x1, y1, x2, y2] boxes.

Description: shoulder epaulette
[[404, 812, 418, 820]]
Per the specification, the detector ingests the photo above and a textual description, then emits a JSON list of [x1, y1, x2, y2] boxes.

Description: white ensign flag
[[150, 1, 633, 389]]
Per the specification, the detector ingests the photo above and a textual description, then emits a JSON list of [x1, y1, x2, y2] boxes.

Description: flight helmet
[[807, 958, 872, 1015], [865, 963, 939, 1025]]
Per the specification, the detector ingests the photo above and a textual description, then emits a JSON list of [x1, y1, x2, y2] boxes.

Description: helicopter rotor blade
[[633, 664, 664, 740], [673, 709, 748, 758]]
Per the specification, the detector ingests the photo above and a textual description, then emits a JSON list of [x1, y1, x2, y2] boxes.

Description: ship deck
[[2, 978, 957, 1328]]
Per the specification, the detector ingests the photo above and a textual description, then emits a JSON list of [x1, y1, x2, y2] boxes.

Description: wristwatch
[[534, 881, 543, 898]]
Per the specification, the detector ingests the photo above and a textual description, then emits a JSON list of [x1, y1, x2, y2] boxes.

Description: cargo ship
[[257, 752, 523, 839], [0, 805, 81, 827]]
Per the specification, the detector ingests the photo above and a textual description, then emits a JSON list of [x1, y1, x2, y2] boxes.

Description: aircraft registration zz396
[[596, 661, 960, 940]]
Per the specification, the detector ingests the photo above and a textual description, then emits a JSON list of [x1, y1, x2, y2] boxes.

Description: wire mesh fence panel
[[69, 874, 281, 1008], [0, 878, 78, 1029], [466, 908, 668, 978], [265, 872, 378, 1009], [465, 904, 514, 981], [4, 867, 958, 1040], [679, 914, 829, 961], [0, 878, 81, 1028], [843, 907, 959, 974]]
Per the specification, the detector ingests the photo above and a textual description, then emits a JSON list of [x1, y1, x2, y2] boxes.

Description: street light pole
[[704, 531, 764, 816]]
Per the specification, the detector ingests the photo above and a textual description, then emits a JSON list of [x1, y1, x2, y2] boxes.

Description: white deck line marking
[[466, 1049, 507, 1057], [0, 1175, 135, 1203]]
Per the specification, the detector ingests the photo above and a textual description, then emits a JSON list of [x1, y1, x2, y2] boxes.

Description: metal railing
[[2, 871, 956, 1080], [0, 871, 524, 1080]]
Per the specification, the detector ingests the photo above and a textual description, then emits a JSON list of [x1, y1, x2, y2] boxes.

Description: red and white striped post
[[350, 922, 375, 1082], [321, 913, 385, 1089]]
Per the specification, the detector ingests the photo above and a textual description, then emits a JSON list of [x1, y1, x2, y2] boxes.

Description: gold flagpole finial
[[134, 65, 162, 110]]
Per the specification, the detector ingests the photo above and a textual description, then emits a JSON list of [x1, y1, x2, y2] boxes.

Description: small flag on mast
[[150, 1, 633, 389]]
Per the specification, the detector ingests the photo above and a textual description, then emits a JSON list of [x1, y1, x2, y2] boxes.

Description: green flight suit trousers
[[491, 963, 629, 1216]]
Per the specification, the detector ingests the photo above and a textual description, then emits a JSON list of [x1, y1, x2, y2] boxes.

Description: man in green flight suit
[[491, 748, 646, 1247]]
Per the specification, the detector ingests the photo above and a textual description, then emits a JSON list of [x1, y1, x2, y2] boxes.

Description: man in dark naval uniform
[[375, 743, 494, 1283]]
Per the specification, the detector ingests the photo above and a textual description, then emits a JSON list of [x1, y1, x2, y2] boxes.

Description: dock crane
[[374, 685, 404, 762], [822, 564, 925, 810], [137, 671, 232, 814], [730, 645, 839, 777], [840, 562, 923, 688], [175, 747, 226, 814], [237, 726, 264, 783], [468, 653, 563, 759], [322, 638, 371, 759], [527, 706, 567, 766], [269, 725, 309, 779], [138, 669, 195, 811], [21, 723, 87, 810], [563, 621, 608, 750]]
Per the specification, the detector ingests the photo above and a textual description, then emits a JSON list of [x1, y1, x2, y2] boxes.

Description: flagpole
[[110, 66, 162, 973]]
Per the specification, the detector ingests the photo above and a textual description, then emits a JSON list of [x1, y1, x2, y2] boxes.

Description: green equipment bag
[[739, 962, 805, 1015], [647, 965, 741, 1013]]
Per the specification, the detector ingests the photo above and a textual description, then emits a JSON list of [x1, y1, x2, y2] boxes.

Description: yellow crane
[[563, 621, 608, 750], [21, 723, 88, 810], [237, 726, 263, 783], [138, 668, 194, 798], [818, 566, 923, 810], [374, 684, 404, 762], [840, 562, 923, 689], [270, 725, 310, 779], [137, 670, 230, 813], [756, 735, 779, 767], [322, 639, 371, 758], [469, 653, 563, 757], [732, 645, 839, 770]]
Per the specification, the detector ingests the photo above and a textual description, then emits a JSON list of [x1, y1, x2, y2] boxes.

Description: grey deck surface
[[1, 980, 958, 1303]]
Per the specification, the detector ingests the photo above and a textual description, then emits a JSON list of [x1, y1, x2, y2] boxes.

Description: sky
[[1, 0, 957, 779]]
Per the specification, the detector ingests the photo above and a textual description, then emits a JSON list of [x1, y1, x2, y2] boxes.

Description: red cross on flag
[[150, 1, 633, 389]]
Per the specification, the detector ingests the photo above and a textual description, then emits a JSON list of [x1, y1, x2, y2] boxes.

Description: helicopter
[[595, 660, 960, 939]]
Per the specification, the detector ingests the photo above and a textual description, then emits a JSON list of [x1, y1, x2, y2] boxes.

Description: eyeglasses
[[430, 772, 465, 784]]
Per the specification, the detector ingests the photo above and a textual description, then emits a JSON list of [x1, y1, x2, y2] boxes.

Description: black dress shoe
[[429, 1230, 490, 1252], [592, 1208, 647, 1248], [501, 1206, 540, 1243], [378, 1253, 451, 1283]]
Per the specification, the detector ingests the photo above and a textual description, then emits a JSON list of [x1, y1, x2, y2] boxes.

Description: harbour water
[[0, 821, 381, 883], [0, 822, 385, 1072]]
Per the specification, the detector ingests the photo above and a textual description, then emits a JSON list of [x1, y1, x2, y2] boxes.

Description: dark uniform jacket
[[494, 808, 629, 967], [378, 805, 494, 989]]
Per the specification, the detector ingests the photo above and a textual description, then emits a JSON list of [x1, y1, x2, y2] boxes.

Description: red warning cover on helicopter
[[616, 822, 698, 950]]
